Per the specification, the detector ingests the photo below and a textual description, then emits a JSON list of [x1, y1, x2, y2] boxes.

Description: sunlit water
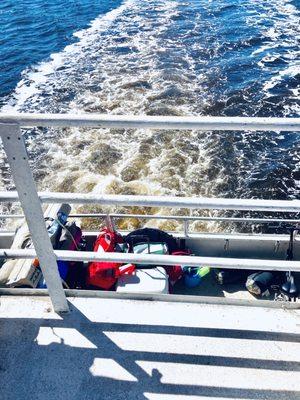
[[0, 0, 299, 231]]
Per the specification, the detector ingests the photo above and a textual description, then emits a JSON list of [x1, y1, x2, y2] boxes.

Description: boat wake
[[1, 0, 299, 231]]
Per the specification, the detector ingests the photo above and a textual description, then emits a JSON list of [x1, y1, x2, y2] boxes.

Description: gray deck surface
[[0, 296, 300, 400]]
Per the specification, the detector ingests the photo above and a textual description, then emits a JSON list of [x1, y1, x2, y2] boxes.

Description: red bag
[[86, 227, 134, 290]]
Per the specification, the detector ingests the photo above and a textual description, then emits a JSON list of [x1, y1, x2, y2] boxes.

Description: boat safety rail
[[0, 192, 300, 235], [0, 113, 299, 312], [1, 211, 300, 220], [0, 113, 300, 131], [0, 212, 299, 225], [0, 212, 299, 238], [0, 191, 300, 212], [1, 248, 300, 272]]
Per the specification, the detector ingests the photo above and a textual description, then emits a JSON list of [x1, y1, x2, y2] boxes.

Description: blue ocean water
[[0, 0, 299, 226], [0, 0, 123, 101]]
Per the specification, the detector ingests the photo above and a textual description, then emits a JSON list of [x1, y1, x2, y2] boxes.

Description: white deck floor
[[0, 295, 300, 400]]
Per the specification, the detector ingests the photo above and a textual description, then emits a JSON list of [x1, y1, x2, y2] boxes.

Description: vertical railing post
[[183, 219, 189, 237], [0, 124, 69, 312]]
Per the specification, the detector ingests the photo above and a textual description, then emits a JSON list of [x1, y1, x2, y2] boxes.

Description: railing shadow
[[0, 301, 299, 400]]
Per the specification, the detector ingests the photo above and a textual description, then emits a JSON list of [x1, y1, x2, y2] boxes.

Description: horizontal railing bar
[[0, 230, 294, 239], [0, 113, 300, 131], [1, 249, 300, 272], [63, 214, 300, 224], [0, 212, 299, 225], [0, 214, 24, 218], [0, 191, 299, 212], [1, 288, 300, 309]]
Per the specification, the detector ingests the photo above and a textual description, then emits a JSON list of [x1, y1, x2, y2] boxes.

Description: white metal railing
[[1, 191, 300, 211], [1, 248, 300, 272], [0, 113, 299, 312], [0, 212, 299, 228], [1, 113, 300, 131]]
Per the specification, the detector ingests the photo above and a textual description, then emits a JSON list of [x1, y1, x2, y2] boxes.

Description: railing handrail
[[0, 113, 300, 131], [1, 114, 300, 311], [1, 248, 300, 272], [0, 212, 299, 225], [0, 191, 300, 213]]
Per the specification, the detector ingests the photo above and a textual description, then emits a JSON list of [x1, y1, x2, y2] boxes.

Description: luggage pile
[[0, 203, 298, 301], [0, 205, 209, 294], [86, 225, 197, 293]]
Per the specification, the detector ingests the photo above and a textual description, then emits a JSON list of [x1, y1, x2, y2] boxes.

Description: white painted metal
[[75, 213, 300, 224], [0, 113, 300, 131], [183, 220, 189, 236], [38, 193, 300, 212], [0, 212, 299, 226], [0, 124, 68, 312], [0, 214, 24, 218], [71, 213, 300, 224], [0, 191, 300, 212], [1, 248, 300, 272], [2, 287, 300, 308], [0, 192, 21, 202]]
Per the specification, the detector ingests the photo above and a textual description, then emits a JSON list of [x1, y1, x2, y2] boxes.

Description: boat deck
[[0, 295, 299, 400]]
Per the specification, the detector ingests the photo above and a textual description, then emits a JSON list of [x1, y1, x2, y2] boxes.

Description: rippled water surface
[[0, 0, 299, 230]]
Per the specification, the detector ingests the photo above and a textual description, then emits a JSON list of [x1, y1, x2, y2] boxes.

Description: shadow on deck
[[0, 297, 300, 400]]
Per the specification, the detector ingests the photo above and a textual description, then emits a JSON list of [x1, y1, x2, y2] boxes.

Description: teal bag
[[133, 242, 168, 268]]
